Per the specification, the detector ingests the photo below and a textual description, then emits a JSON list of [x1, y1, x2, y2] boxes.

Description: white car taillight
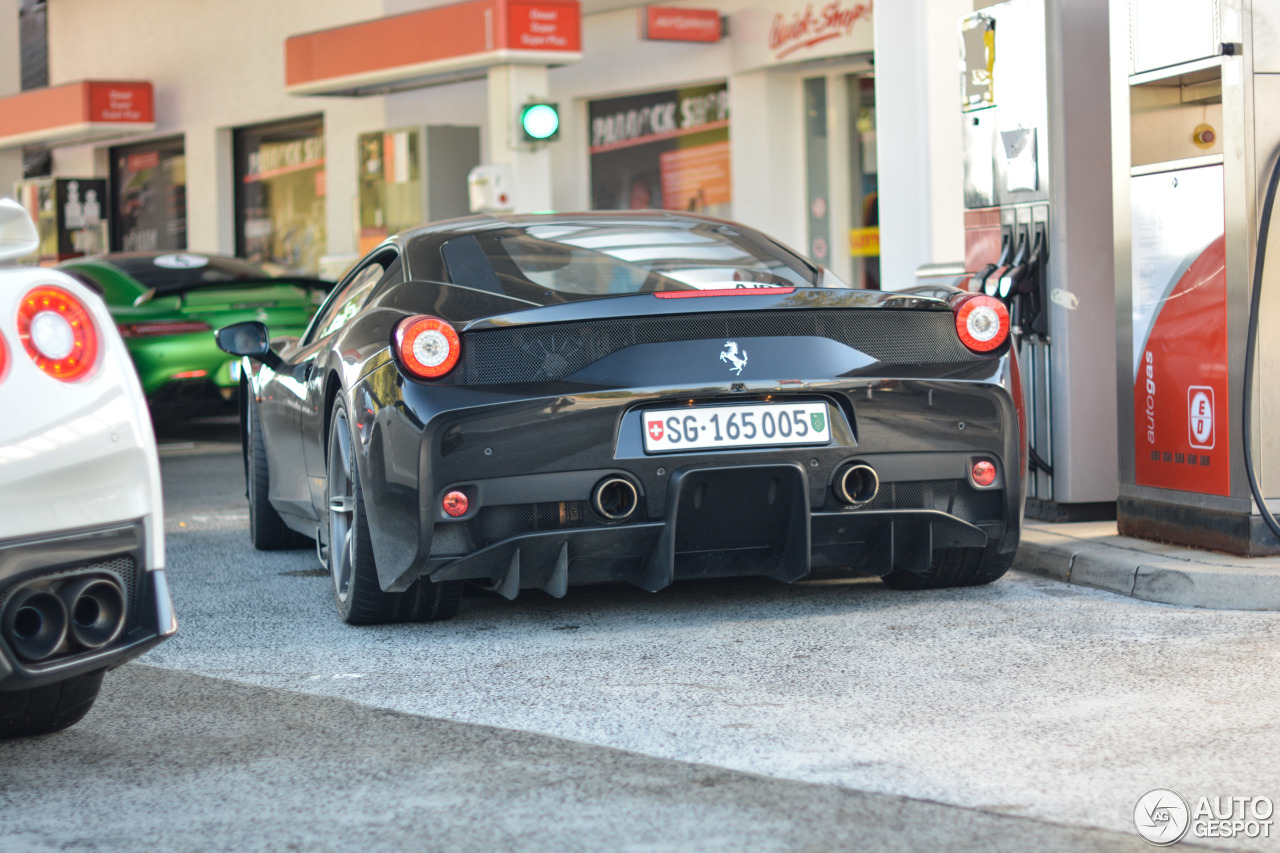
[[954, 294, 1010, 354], [17, 286, 99, 381], [394, 315, 460, 379]]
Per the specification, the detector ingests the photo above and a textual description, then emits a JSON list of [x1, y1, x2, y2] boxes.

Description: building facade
[[0, 0, 970, 287]]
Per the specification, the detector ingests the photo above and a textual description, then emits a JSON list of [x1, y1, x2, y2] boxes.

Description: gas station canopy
[[285, 0, 582, 97], [0, 81, 155, 150]]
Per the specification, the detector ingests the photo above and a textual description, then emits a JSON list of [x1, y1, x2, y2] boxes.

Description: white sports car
[[0, 198, 175, 738]]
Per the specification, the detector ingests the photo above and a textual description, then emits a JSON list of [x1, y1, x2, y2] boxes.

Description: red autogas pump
[[1110, 0, 1280, 554], [959, 0, 1117, 521]]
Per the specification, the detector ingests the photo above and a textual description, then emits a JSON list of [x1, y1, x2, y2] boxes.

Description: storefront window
[[588, 82, 730, 217], [110, 137, 186, 252], [848, 75, 879, 290], [803, 77, 830, 268], [235, 116, 326, 275], [358, 128, 423, 255]]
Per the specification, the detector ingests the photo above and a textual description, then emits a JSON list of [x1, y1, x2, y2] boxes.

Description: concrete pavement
[[1015, 520, 1280, 610], [0, 665, 1178, 853]]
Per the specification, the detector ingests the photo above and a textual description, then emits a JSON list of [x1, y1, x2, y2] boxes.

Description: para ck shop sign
[[732, 0, 872, 70]]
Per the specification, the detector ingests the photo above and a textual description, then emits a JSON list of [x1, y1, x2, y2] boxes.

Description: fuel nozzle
[[977, 233, 1012, 295], [997, 235, 1030, 299]]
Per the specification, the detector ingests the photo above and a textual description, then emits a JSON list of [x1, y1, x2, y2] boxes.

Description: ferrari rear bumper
[[355, 357, 1024, 593], [425, 461, 1004, 597]]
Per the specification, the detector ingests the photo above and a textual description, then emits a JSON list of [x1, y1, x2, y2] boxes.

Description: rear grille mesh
[[453, 309, 976, 386], [431, 498, 649, 556]]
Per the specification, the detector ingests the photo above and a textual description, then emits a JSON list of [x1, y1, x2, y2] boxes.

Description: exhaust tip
[[591, 476, 639, 521], [3, 589, 68, 662], [834, 463, 880, 506], [61, 577, 126, 651]]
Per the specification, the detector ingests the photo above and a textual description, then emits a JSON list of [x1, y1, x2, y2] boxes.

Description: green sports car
[[58, 252, 330, 408]]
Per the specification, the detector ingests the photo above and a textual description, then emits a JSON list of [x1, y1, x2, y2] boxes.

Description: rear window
[[106, 253, 273, 295], [419, 218, 845, 305]]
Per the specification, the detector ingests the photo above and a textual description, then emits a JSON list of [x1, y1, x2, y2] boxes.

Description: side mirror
[[216, 321, 280, 368], [0, 198, 39, 263]]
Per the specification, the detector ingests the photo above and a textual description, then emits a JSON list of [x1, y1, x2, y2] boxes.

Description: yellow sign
[[850, 226, 880, 257]]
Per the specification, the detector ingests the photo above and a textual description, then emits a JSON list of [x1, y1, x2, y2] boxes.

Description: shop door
[[234, 116, 326, 275], [110, 137, 186, 253], [802, 67, 878, 289]]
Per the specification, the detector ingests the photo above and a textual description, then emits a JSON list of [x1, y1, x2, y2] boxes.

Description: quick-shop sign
[[732, 0, 873, 70], [590, 84, 729, 152], [768, 0, 870, 59]]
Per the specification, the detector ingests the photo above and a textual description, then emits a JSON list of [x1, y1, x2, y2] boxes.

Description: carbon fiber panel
[[431, 498, 649, 556], [824, 479, 1004, 522], [454, 309, 976, 385]]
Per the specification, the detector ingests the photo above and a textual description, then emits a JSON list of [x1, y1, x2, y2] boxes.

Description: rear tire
[[881, 544, 1013, 590], [0, 669, 105, 738], [246, 396, 309, 551], [327, 402, 462, 625]]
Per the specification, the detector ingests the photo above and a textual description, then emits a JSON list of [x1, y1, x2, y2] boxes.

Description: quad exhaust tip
[[2, 589, 68, 662], [1, 575, 128, 662], [60, 577, 126, 651], [834, 463, 880, 506], [592, 476, 639, 521]]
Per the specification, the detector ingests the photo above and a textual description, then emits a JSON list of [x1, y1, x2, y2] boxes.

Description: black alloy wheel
[[326, 401, 462, 624]]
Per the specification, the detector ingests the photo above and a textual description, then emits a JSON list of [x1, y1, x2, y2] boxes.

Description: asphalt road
[[2, 417, 1276, 851]]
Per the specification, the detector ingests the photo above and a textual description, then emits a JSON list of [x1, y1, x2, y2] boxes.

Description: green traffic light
[[521, 104, 560, 141]]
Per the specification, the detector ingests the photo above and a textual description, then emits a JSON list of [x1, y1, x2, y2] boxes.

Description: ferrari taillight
[[954, 294, 1010, 354], [0, 331, 7, 382], [394, 315, 460, 379], [117, 319, 212, 338], [17, 286, 99, 382]]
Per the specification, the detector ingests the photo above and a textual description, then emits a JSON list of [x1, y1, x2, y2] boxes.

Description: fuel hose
[[1243, 148, 1280, 542]]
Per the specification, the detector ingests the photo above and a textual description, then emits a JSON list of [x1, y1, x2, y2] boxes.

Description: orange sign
[[0, 80, 155, 149], [87, 83, 154, 124], [508, 1, 581, 50], [660, 141, 731, 211], [285, 0, 582, 96], [643, 7, 722, 42]]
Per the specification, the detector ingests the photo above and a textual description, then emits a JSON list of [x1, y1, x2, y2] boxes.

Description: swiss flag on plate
[[647, 420, 664, 441]]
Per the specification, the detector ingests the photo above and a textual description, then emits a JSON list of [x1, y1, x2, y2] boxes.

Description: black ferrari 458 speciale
[[216, 211, 1025, 624]]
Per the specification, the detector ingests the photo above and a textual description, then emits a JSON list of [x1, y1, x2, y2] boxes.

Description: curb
[[1012, 521, 1280, 610]]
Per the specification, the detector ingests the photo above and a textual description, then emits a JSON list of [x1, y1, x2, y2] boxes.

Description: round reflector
[[442, 490, 469, 517], [395, 316, 460, 379], [954, 294, 1010, 353], [17, 286, 99, 381], [971, 460, 997, 487]]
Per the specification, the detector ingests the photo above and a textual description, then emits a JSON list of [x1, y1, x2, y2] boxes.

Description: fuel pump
[[959, 0, 1117, 521], [1109, 0, 1280, 554]]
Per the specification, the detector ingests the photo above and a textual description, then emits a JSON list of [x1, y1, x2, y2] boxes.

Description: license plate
[[643, 402, 831, 453]]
